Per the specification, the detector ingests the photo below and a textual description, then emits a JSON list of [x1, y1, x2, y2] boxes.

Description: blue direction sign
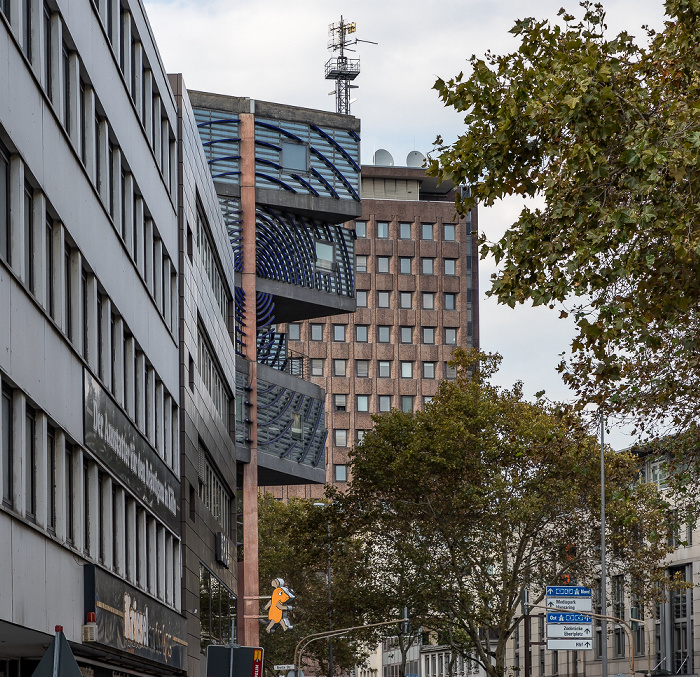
[[545, 586, 591, 597], [547, 613, 592, 624]]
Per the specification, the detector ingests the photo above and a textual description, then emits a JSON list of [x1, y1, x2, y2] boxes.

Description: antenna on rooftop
[[325, 16, 376, 115]]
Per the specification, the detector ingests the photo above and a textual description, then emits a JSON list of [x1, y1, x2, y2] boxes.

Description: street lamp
[[314, 502, 333, 677]]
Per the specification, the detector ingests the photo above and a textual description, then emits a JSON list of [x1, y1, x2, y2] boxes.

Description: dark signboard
[[85, 565, 187, 670], [83, 370, 179, 531], [206, 646, 264, 677]]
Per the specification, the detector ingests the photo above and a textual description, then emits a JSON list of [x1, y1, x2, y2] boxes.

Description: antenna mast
[[325, 17, 372, 115]]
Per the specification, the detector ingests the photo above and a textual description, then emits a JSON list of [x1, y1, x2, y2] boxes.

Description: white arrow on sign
[[547, 624, 593, 639], [546, 597, 593, 612], [547, 639, 594, 651]]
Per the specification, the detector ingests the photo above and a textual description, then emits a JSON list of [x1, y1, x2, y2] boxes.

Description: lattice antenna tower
[[325, 17, 376, 115]]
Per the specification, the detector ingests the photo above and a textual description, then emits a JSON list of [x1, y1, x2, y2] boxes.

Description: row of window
[[423, 653, 478, 677], [196, 202, 230, 325], [197, 329, 231, 429], [0, 379, 180, 608], [199, 564, 236, 653], [327, 360, 457, 380], [355, 221, 459, 242], [359, 290, 464, 310], [293, 324, 462, 346], [198, 444, 231, 533], [357, 256, 469, 276]]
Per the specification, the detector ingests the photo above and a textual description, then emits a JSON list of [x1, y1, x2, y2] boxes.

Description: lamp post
[[314, 502, 333, 677], [600, 411, 608, 677]]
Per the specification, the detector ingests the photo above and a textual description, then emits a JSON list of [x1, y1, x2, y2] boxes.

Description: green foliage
[[428, 1, 700, 432], [339, 350, 675, 677]]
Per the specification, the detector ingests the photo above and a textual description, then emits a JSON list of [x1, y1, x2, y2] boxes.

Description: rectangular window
[[400, 292, 412, 309], [65, 444, 73, 542], [334, 394, 346, 412], [378, 291, 390, 308], [356, 395, 369, 412], [445, 328, 458, 345], [377, 256, 390, 273], [47, 427, 56, 530], [197, 203, 229, 324], [23, 0, 32, 61], [356, 429, 367, 442], [400, 396, 414, 413], [334, 429, 348, 447], [310, 359, 324, 377], [377, 221, 389, 239], [444, 363, 457, 380], [399, 257, 412, 274], [444, 223, 456, 241], [198, 447, 231, 533], [80, 82, 86, 164], [333, 359, 346, 377], [399, 222, 411, 240], [423, 327, 435, 344], [311, 324, 323, 341], [2, 387, 12, 506], [45, 219, 54, 317], [422, 258, 434, 275], [334, 464, 347, 482], [445, 293, 457, 310], [400, 327, 412, 343], [378, 396, 391, 412], [25, 406, 36, 518], [0, 146, 8, 263], [287, 323, 300, 341], [356, 290, 368, 307], [333, 325, 346, 341], [378, 361, 391, 378], [83, 460, 90, 554], [423, 395, 433, 406], [0, 0, 8, 19], [421, 223, 433, 240], [281, 141, 307, 171], [198, 328, 231, 427], [64, 245, 72, 340], [445, 259, 456, 275], [401, 362, 413, 378], [24, 185, 34, 292], [378, 326, 390, 343], [354, 221, 366, 238], [62, 45, 70, 131], [356, 325, 368, 342], [199, 565, 237, 653], [423, 362, 436, 379], [422, 293, 435, 310], [44, 4, 52, 100], [356, 255, 367, 273], [356, 360, 369, 378]]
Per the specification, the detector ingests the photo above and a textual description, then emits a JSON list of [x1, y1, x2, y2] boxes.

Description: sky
[[143, 0, 669, 448]]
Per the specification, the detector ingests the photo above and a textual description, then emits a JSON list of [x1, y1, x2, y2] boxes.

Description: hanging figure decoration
[[264, 578, 295, 633]]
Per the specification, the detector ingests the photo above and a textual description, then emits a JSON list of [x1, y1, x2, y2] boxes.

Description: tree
[[428, 1, 700, 432], [339, 350, 676, 677]]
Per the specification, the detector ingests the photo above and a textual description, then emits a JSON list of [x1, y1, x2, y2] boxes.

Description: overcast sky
[[144, 0, 668, 448]]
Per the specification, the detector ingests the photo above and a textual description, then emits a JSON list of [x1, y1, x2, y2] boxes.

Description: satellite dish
[[406, 150, 426, 168], [374, 148, 394, 166]]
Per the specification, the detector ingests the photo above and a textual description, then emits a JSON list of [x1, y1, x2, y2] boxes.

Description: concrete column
[[9, 156, 24, 280], [11, 391, 25, 515], [125, 335, 135, 418], [87, 461, 99, 560], [110, 0, 120, 62], [111, 146, 122, 234], [100, 296, 112, 390], [155, 380, 164, 458], [85, 273, 99, 371], [54, 431, 66, 542], [144, 218, 154, 295], [101, 474, 113, 569], [84, 86, 96, 183], [121, 11, 132, 92], [33, 192, 46, 308], [68, 52, 80, 146], [69, 249, 83, 355], [169, 140, 177, 200], [172, 405, 179, 475], [135, 351, 145, 430], [154, 237, 163, 313], [97, 119, 109, 204], [113, 316, 124, 406], [50, 14, 63, 115], [123, 172, 134, 254], [143, 70, 153, 146], [34, 412, 48, 529], [52, 222, 65, 332], [126, 498, 137, 583], [239, 111, 260, 646], [170, 271, 178, 334], [135, 196, 145, 276], [114, 486, 125, 575], [146, 366, 155, 445], [133, 41, 143, 119]]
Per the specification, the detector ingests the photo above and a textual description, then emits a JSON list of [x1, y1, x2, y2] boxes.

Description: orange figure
[[264, 578, 295, 633]]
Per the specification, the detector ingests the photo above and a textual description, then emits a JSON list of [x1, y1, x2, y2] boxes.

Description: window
[[334, 465, 347, 482], [377, 221, 389, 239], [65, 444, 73, 543], [399, 222, 411, 239], [198, 330, 230, 426], [63, 45, 70, 131], [355, 221, 367, 238], [197, 203, 229, 323], [45, 219, 54, 317], [315, 241, 334, 270], [311, 324, 323, 341], [0, 146, 8, 263], [444, 223, 456, 241], [333, 325, 346, 341], [23, 0, 32, 61], [2, 386, 12, 506], [379, 396, 391, 412], [444, 363, 457, 380], [422, 293, 435, 309], [356, 429, 367, 442], [356, 360, 369, 377], [47, 427, 56, 531], [333, 359, 346, 377], [423, 395, 433, 406], [423, 362, 436, 379], [334, 429, 348, 447], [199, 565, 236, 653], [400, 396, 414, 413], [64, 245, 72, 340], [401, 362, 413, 378], [423, 327, 435, 344], [613, 575, 625, 657], [422, 258, 434, 275], [288, 323, 300, 341], [400, 292, 412, 309], [421, 223, 433, 240], [399, 257, 412, 274], [377, 256, 390, 274], [356, 325, 368, 342], [445, 328, 458, 345], [310, 359, 324, 376], [24, 185, 34, 292], [334, 394, 347, 411], [25, 406, 36, 518], [400, 327, 412, 343], [378, 291, 390, 308], [445, 259, 456, 275], [357, 395, 369, 412], [356, 255, 367, 273], [281, 142, 307, 171], [356, 290, 368, 307], [378, 361, 391, 378], [445, 293, 457, 310], [378, 326, 391, 343]]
